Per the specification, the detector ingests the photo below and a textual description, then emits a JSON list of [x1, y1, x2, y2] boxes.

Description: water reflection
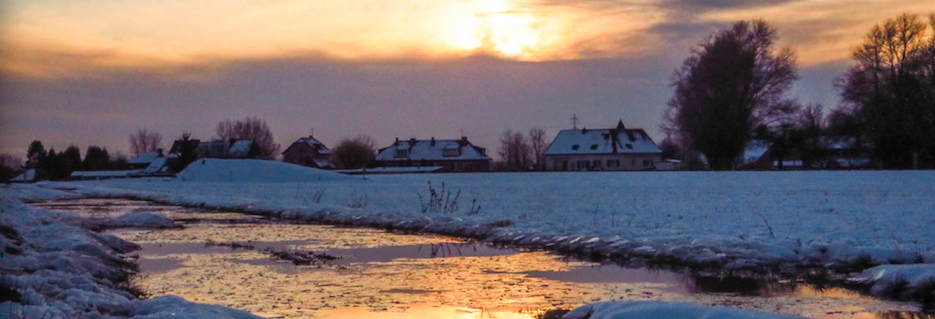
[[686, 274, 797, 296], [326, 243, 519, 263], [33, 198, 931, 319]]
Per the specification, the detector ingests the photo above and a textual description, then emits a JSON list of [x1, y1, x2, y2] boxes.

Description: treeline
[[21, 141, 130, 181], [2, 117, 283, 182], [663, 13, 935, 170]]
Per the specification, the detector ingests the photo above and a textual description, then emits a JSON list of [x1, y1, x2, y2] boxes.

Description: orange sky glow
[[3, 0, 930, 79], [0, 0, 933, 157]]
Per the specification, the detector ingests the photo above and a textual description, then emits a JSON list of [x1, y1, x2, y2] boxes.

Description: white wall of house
[[546, 154, 661, 171]]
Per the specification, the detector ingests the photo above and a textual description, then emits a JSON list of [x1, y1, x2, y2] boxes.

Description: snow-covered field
[[4, 160, 935, 316]]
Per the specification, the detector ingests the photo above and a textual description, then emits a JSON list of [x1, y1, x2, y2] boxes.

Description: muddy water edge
[[33, 198, 932, 319]]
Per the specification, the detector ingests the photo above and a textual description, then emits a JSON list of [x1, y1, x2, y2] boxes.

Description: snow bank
[[177, 158, 356, 182], [0, 196, 264, 319], [563, 301, 808, 319], [849, 264, 935, 301], [1, 183, 78, 202]]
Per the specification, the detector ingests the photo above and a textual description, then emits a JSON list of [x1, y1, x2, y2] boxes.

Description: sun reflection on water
[[37, 199, 929, 319]]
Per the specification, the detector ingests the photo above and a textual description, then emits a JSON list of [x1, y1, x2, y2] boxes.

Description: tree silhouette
[[83, 146, 110, 171], [129, 128, 163, 157], [331, 135, 376, 169], [836, 13, 935, 168], [663, 20, 798, 170], [215, 117, 280, 159]]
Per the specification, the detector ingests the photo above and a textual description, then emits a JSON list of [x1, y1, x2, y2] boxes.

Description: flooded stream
[[34, 199, 933, 319]]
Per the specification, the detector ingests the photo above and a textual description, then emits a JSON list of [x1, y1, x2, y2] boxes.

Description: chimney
[[157, 149, 164, 157], [309, 134, 314, 139], [395, 137, 399, 146], [409, 138, 417, 147], [459, 136, 468, 147], [430, 137, 436, 146]]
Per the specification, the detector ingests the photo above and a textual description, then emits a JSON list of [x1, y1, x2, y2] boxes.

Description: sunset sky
[[1, 0, 932, 159]]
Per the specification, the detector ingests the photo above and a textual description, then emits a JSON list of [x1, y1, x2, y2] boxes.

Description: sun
[[441, 0, 542, 59]]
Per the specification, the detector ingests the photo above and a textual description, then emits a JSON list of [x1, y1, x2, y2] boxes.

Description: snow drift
[[177, 158, 356, 182], [0, 195, 263, 319], [563, 301, 808, 319]]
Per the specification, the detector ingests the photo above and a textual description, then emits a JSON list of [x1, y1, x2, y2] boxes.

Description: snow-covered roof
[[141, 157, 168, 174], [10, 169, 36, 182], [544, 127, 662, 156], [128, 151, 161, 165], [817, 136, 862, 150], [739, 139, 771, 164], [70, 170, 138, 178], [227, 140, 254, 158], [284, 136, 332, 155], [375, 138, 491, 162], [313, 158, 333, 168]]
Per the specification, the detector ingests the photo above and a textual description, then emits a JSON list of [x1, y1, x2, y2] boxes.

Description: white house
[[544, 121, 663, 171], [374, 137, 491, 172]]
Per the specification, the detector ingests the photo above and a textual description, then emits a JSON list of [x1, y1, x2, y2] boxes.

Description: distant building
[[167, 139, 260, 160], [374, 137, 491, 172], [655, 159, 681, 171], [9, 169, 36, 183], [544, 121, 662, 171], [281, 135, 333, 169], [736, 140, 773, 170], [127, 149, 164, 170]]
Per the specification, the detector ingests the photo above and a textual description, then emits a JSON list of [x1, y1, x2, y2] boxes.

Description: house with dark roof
[[281, 135, 333, 169], [544, 121, 662, 171], [374, 137, 491, 172]]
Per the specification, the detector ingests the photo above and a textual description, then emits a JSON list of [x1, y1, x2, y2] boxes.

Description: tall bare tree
[[528, 128, 546, 171], [837, 13, 935, 168], [663, 20, 798, 170], [128, 128, 163, 157], [215, 117, 281, 159], [498, 129, 531, 171]]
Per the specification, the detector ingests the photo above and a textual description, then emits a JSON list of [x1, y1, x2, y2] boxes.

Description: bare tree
[[215, 117, 281, 159], [331, 135, 377, 169], [498, 129, 531, 171], [663, 20, 798, 170], [128, 128, 163, 156], [837, 13, 935, 168], [528, 128, 546, 171]]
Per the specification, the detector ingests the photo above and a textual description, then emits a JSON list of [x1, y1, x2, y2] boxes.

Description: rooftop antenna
[[571, 114, 579, 129]]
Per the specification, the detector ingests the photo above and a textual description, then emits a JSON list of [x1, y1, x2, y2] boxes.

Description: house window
[[577, 160, 589, 170], [443, 149, 460, 157], [396, 149, 409, 158], [593, 160, 601, 167], [572, 145, 580, 150], [607, 159, 620, 167], [590, 144, 598, 150], [631, 159, 636, 166], [643, 159, 651, 167]]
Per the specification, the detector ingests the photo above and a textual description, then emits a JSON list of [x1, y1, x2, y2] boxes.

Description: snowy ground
[[4, 160, 935, 315]]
